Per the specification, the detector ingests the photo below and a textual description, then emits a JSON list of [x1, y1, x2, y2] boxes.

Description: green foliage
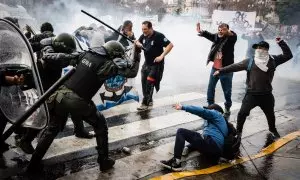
[[276, 0, 300, 25]]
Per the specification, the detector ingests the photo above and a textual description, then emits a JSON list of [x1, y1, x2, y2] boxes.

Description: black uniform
[[16, 44, 78, 153], [29, 31, 55, 59], [138, 31, 171, 105], [0, 71, 9, 153], [27, 46, 140, 171]]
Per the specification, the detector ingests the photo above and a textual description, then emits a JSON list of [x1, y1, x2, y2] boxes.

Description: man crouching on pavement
[[160, 103, 228, 171], [213, 38, 293, 138]]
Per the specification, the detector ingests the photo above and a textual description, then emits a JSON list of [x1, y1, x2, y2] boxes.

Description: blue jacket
[[182, 105, 228, 149]]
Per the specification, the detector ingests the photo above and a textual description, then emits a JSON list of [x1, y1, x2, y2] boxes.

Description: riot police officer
[[26, 40, 141, 172], [17, 33, 93, 154], [29, 22, 55, 58]]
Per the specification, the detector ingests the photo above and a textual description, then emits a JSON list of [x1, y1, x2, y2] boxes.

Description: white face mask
[[254, 49, 269, 72]]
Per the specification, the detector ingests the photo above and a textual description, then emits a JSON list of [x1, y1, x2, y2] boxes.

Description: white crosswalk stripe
[[58, 110, 295, 180], [12, 92, 243, 165], [35, 103, 242, 164]]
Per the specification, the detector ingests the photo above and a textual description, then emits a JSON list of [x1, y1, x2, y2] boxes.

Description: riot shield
[[0, 18, 49, 129]]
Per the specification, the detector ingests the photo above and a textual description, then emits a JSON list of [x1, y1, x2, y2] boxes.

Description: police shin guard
[[96, 137, 115, 171]]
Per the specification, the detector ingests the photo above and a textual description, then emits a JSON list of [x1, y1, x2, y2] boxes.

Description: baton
[[81, 10, 145, 51], [26, 24, 36, 36], [1, 67, 76, 141]]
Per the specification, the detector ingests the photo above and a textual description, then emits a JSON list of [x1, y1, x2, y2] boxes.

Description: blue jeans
[[207, 68, 233, 109]]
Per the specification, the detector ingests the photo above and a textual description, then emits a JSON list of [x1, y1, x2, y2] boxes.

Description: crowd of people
[[0, 14, 294, 175]]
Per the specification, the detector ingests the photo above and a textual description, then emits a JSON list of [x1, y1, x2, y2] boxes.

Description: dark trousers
[[28, 89, 108, 168], [141, 64, 156, 105], [21, 116, 88, 143], [236, 93, 276, 133], [0, 111, 7, 149], [174, 128, 222, 159], [207, 68, 233, 109]]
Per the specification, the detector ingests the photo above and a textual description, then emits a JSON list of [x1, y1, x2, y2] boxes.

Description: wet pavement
[[0, 76, 300, 180]]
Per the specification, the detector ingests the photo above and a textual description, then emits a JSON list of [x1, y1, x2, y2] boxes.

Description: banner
[[212, 10, 256, 33]]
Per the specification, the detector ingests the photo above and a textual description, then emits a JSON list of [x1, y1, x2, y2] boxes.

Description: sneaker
[[99, 157, 115, 172], [224, 108, 231, 116], [160, 157, 182, 171], [182, 146, 190, 156], [16, 139, 34, 154], [269, 130, 280, 139], [137, 104, 149, 111], [149, 101, 153, 106]]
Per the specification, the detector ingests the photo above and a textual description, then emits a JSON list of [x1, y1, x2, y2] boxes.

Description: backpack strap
[[247, 58, 254, 72]]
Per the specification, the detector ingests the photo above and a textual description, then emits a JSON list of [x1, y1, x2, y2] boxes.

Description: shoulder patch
[[163, 37, 168, 42]]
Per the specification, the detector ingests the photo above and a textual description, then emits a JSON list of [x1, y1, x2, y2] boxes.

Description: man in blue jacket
[[160, 104, 228, 171]]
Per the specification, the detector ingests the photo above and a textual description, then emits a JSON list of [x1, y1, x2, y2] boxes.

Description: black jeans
[[28, 89, 108, 168], [141, 63, 164, 105], [236, 93, 276, 133], [174, 128, 222, 159]]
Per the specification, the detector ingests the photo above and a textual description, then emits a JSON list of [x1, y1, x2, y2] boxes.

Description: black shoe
[[160, 157, 182, 171], [224, 108, 231, 117], [0, 154, 7, 169], [16, 139, 35, 154], [0, 141, 9, 153], [75, 130, 94, 139], [269, 129, 280, 139], [23, 163, 44, 175], [99, 157, 115, 172]]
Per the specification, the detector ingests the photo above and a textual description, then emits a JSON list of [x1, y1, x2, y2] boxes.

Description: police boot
[[0, 141, 9, 153], [98, 156, 115, 172], [95, 135, 115, 171], [74, 120, 94, 139]]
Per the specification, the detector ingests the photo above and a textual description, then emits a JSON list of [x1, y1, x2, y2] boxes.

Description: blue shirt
[[182, 105, 228, 149]]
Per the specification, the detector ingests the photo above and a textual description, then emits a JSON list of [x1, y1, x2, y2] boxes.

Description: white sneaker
[[182, 146, 190, 156], [149, 101, 153, 106]]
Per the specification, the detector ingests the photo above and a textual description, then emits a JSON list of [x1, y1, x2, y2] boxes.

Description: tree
[[275, 0, 300, 25]]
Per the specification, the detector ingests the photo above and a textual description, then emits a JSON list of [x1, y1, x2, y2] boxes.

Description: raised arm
[[41, 46, 79, 68], [216, 59, 249, 76], [272, 40, 293, 67]]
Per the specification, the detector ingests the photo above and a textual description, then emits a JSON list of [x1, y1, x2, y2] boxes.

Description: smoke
[[27, 0, 299, 95]]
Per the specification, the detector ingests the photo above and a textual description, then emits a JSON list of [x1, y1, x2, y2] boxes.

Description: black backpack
[[214, 121, 241, 160]]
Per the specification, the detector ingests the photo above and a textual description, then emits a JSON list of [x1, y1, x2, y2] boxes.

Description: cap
[[252, 41, 269, 50]]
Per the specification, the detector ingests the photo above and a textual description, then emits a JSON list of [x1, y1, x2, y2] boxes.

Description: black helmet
[[40, 22, 54, 32], [4, 17, 20, 28], [53, 33, 76, 53], [102, 40, 125, 59]]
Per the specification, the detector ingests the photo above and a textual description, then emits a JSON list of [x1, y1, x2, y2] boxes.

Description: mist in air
[[28, 0, 299, 93]]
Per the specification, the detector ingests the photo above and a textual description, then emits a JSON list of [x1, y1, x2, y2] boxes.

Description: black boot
[[74, 129, 94, 139], [95, 131, 114, 171], [0, 141, 9, 153], [98, 156, 115, 172], [73, 119, 94, 139]]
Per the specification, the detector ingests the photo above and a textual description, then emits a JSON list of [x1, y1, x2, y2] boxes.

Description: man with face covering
[[213, 38, 293, 138]]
